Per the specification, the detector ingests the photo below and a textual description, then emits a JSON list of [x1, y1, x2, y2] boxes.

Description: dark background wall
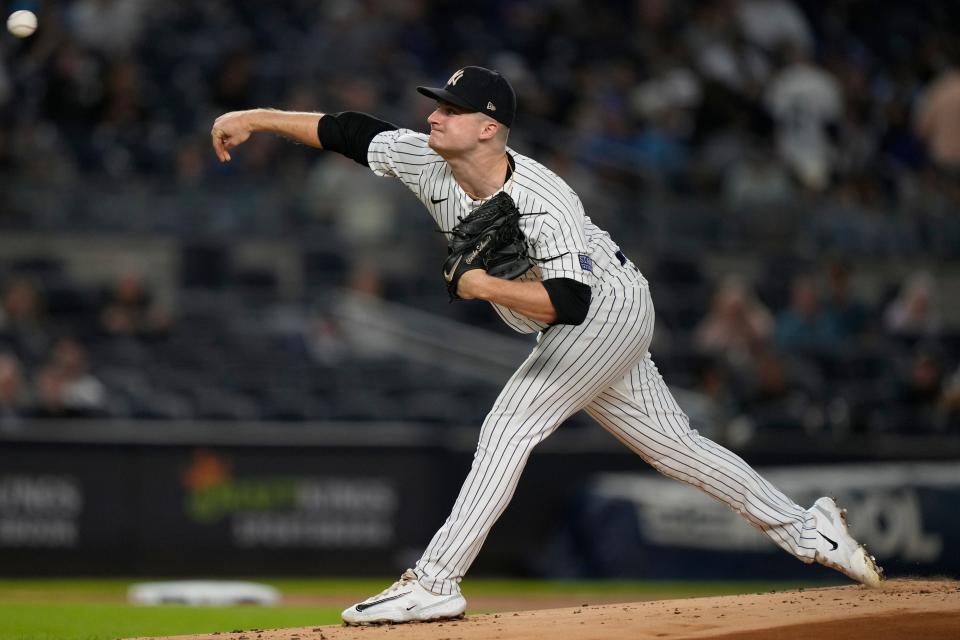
[[2, 422, 956, 579]]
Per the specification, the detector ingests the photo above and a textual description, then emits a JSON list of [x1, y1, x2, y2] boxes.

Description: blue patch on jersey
[[579, 254, 593, 272]]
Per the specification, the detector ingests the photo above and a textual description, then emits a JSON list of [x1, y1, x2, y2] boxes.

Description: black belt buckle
[[615, 250, 627, 266]]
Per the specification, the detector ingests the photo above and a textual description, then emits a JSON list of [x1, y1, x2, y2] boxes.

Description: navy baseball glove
[[441, 192, 532, 300]]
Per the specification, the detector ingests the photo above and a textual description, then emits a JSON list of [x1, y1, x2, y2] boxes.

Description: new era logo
[[487, 101, 496, 111]]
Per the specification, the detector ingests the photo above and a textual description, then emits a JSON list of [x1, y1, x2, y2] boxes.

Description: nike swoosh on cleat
[[355, 591, 411, 612], [819, 532, 839, 551]]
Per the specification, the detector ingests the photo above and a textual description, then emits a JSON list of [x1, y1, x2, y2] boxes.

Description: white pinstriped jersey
[[368, 129, 644, 333]]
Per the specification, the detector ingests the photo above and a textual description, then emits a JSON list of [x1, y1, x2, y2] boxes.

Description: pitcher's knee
[[474, 423, 545, 463], [642, 430, 710, 475], [484, 410, 558, 448]]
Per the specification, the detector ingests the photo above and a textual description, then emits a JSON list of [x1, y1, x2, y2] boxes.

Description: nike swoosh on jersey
[[355, 591, 411, 612], [431, 197, 448, 204]]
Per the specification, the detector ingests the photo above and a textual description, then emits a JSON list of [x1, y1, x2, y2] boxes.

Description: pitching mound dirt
[[133, 578, 960, 640]]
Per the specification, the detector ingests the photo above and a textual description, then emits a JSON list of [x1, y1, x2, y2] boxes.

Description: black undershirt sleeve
[[317, 111, 398, 166], [541, 278, 592, 326]]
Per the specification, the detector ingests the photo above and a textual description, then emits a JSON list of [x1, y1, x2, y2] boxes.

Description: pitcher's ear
[[478, 118, 500, 141]]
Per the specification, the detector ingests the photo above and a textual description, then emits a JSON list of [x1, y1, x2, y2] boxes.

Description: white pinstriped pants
[[415, 281, 818, 595]]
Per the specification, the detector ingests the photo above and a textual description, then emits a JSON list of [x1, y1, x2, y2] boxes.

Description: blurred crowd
[[685, 261, 960, 435], [1, 0, 960, 436], [0, 270, 170, 426], [2, 1, 959, 209]]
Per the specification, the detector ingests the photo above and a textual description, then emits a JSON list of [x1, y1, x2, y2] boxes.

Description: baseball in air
[[7, 10, 37, 38]]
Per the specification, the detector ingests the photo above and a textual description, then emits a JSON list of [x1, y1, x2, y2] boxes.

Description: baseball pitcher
[[211, 66, 883, 625]]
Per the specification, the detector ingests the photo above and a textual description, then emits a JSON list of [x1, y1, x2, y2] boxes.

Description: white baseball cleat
[[341, 569, 467, 625], [810, 496, 884, 588]]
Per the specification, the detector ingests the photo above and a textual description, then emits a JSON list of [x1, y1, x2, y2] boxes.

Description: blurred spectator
[[632, 67, 702, 123], [892, 346, 946, 432], [774, 274, 841, 355], [100, 272, 172, 337], [914, 67, 960, 173], [736, 0, 812, 55], [630, 63, 700, 189], [68, 0, 155, 56], [821, 259, 871, 342], [883, 271, 941, 340], [691, 356, 739, 431], [737, 345, 822, 431], [303, 155, 398, 249], [0, 353, 31, 430], [721, 143, 793, 209], [577, 107, 644, 185], [744, 346, 790, 408], [633, 108, 690, 188], [812, 177, 897, 256], [0, 278, 43, 329], [689, 1, 771, 99], [764, 46, 844, 190], [0, 278, 51, 362], [694, 276, 774, 366], [34, 337, 107, 417]]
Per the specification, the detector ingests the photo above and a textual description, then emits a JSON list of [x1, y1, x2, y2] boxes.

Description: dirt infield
[[135, 579, 960, 640]]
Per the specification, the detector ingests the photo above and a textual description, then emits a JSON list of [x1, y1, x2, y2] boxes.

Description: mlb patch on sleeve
[[579, 254, 593, 272]]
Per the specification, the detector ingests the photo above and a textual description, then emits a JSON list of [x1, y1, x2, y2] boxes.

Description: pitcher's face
[[427, 102, 489, 156]]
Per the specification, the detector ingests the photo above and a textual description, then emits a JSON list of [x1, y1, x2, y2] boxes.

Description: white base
[[128, 580, 281, 606]]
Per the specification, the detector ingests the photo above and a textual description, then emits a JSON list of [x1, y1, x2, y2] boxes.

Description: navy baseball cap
[[417, 66, 517, 128]]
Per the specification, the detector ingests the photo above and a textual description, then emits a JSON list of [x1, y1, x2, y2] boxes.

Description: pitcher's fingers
[[211, 129, 224, 158], [211, 129, 230, 162]]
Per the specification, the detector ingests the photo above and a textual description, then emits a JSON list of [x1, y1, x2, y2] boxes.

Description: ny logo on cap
[[447, 69, 465, 86]]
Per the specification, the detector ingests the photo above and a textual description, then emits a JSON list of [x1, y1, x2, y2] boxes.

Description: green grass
[[0, 578, 822, 640], [0, 602, 342, 640]]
